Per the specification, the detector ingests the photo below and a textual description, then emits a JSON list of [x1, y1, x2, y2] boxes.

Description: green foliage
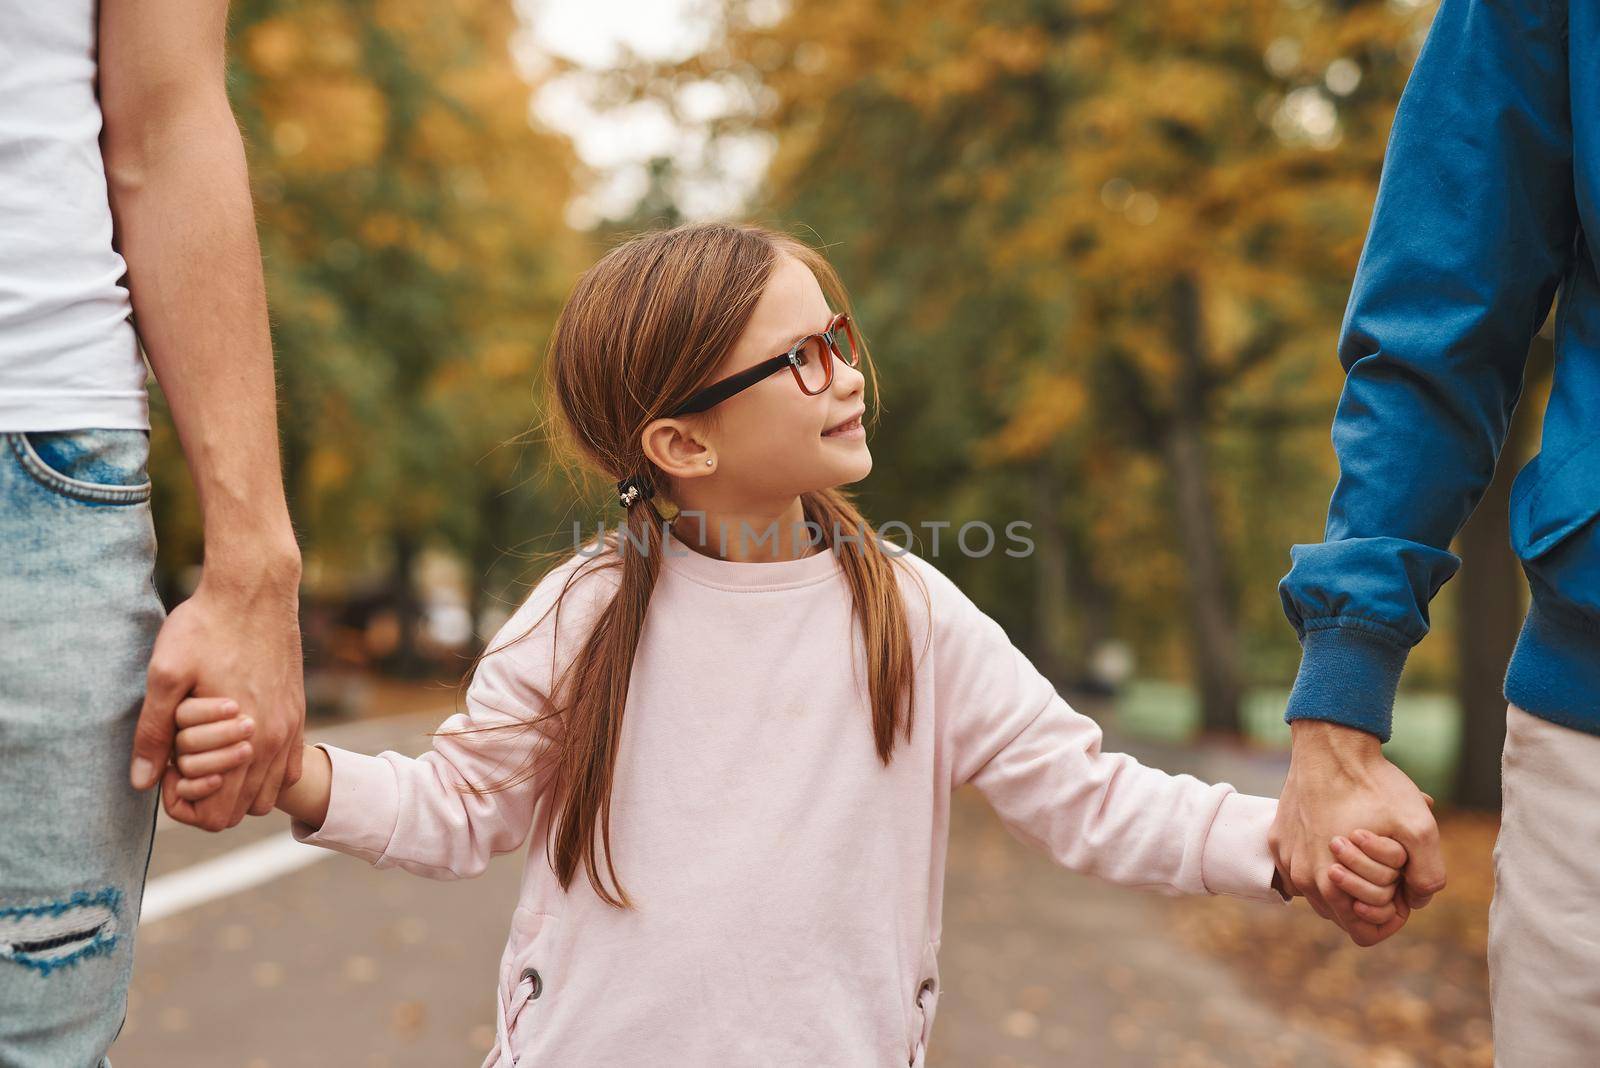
[[153, 0, 586, 616]]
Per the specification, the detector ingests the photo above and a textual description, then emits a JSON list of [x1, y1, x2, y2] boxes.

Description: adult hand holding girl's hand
[[1273, 827, 1409, 931], [157, 696, 257, 824], [1271, 721, 1445, 946], [131, 557, 307, 829], [1327, 829, 1412, 928], [162, 696, 332, 830]]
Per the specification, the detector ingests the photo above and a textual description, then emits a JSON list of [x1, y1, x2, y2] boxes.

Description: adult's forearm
[[105, 93, 298, 574]]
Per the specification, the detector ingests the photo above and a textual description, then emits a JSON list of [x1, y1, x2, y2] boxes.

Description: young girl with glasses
[[164, 223, 1410, 1066]]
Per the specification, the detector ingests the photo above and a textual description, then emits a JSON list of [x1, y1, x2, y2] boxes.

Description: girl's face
[[650, 253, 871, 519]]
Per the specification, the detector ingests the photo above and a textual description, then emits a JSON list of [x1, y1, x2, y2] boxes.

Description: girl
[[165, 223, 1409, 1067]]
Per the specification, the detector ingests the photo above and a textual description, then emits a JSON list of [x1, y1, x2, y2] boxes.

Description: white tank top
[[0, 1, 149, 431]]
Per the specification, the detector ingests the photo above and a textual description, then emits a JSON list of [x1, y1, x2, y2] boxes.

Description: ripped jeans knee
[[0, 887, 123, 977]]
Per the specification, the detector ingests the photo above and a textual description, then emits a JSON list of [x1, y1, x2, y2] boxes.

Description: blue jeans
[[0, 429, 165, 1068]]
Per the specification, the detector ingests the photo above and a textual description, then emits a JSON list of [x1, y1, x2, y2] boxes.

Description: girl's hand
[[159, 697, 256, 816], [1328, 829, 1409, 927]]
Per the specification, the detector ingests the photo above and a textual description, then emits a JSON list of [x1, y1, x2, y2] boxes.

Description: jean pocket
[[8, 429, 153, 505]]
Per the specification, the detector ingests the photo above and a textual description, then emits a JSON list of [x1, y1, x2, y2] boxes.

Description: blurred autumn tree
[[585, 0, 1439, 732], [150, 0, 586, 666], [147, 0, 1521, 763]]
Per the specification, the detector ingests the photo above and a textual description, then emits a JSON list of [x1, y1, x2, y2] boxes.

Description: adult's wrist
[[198, 531, 303, 591], [196, 476, 297, 559], [1287, 719, 1389, 793], [1289, 718, 1384, 760]]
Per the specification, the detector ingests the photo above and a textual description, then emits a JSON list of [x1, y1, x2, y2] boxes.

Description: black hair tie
[[616, 472, 681, 522], [616, 473, 655, 509]]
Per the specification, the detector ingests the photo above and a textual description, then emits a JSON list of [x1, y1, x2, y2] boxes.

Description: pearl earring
[[705, 459, 713, 466]]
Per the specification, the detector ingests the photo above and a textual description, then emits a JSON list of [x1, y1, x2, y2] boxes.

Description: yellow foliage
[[307, 446, 352, 495], [979, 370, 1088, 464], [218, 0, 583, 577], [244, 18, 302, 77]]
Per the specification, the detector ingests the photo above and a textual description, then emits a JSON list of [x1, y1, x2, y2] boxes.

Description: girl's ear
[[640, 418, 715, 483]]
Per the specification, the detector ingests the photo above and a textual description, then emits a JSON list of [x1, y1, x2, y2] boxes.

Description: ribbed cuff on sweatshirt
[[1284, 626, 1410, 744], [1199, 791, 1286, 904]]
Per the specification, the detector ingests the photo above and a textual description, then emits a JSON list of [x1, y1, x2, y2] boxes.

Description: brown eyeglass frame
[[668, 312, 859, 418]]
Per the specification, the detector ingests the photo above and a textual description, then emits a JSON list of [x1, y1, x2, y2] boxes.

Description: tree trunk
[[1065, 518, 1117, 694], [467, 484, 509, 660], [1030, 458, 1075, 686], [1453, 336, 1553, 809], [1165, 274, 1244, 735], [386, 527, 425, 677]]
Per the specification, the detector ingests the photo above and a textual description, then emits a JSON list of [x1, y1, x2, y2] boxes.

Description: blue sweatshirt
[[1278, 0, 1600, 742]]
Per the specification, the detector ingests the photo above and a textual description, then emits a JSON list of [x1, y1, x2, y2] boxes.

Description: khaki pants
[[1489, 704, 1600, 1066]]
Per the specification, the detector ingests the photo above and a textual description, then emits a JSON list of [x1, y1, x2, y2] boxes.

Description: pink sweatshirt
[[292, 527, 1285, 1067]]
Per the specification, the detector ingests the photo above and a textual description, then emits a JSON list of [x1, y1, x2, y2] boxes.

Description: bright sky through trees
[[518, 0, 774, 226]]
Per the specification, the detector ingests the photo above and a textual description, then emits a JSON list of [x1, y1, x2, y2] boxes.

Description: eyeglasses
[[668, 312, 860, 418]]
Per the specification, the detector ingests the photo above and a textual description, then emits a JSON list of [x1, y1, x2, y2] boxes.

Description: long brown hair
[[453, 222, 926, 909]]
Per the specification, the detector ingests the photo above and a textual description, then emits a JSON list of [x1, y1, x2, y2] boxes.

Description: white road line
[[139, 832, 332, 926]]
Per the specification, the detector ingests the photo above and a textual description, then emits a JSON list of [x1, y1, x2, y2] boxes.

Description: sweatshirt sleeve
[[291, 560, 607, 880], [929, 566, 1286, 904], [289, 696, 551, 881], [1276, 0, 1577, 742]]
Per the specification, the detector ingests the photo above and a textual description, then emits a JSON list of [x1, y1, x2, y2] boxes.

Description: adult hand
[[130, 553, 305, 830], [1270, 720, 1445, 946]]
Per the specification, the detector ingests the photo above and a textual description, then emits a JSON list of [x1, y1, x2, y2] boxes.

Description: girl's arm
[[275, 744, 332, 829], [287, 690, 555, 880], [938, 603, 1410, 925], [169, 693, 548, 880], [291, 563, 608, 878], [169, 561, 606, 879], [921, 561, 1285, 903]]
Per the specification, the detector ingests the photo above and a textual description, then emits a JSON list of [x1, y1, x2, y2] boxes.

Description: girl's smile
[[822, 409, 866, 440]]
